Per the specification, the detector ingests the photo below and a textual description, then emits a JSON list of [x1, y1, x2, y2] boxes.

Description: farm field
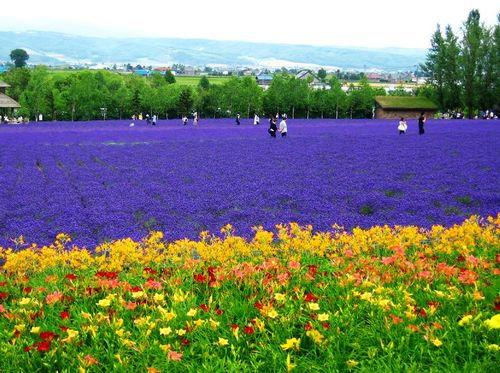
[[0, 119, 498, 247], [0, 119, 499, 371]]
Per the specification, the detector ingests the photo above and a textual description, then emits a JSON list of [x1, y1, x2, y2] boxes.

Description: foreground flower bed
[[0, 216, 499, 372]]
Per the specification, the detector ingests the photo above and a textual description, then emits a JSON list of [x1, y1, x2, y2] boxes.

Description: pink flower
[[167, 350, 183, 361]]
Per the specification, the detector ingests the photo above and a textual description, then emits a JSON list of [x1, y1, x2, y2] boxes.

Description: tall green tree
[[461, 9, 484, 117], [19, 66, 51, 120], [443, 25, 462, 110], [164, 70, 176, 84], [421, 25, 447, 110], [9, 49, 29, 68], [177, 86, 194, 116]]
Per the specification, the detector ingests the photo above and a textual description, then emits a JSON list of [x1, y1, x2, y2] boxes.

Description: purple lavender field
[[0, 119, 498, 247]]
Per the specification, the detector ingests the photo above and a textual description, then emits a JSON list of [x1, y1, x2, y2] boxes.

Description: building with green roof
[[375, 96, 438, 119]]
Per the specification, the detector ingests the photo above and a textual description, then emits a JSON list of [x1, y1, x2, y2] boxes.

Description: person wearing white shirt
[[279, 116, 288, 137], [254, 113, 260, 125], [397, 117, 408, 135]]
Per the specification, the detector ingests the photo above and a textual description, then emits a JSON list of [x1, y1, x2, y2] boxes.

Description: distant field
[[45, 70, 233, 86]]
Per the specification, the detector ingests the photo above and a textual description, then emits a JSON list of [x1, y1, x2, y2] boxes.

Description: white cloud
[[0, 0, 497, 48]]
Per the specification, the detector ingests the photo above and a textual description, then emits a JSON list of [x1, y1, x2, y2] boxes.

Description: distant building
[[153, 67, 171, 75], [184, 66, 195, 76], [0, 81, 21, 116], [256, 74, 273, 88], [374, 96, 438, 119], [295, 70, 329, 90], [133, 69, 151, 77], [0, 66, 7, 74]]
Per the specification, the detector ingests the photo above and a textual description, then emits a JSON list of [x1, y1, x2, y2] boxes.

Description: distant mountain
[[0, 31, 426, 71]]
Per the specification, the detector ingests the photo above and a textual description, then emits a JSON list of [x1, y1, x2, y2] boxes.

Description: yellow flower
[[159, 344, 171, 353], [176, 329, 186, 336], [281, 338, 300, 351], [308, 302, 320, 311], [153, 293, 165, 303], [62, 329, 79, 343], [458, 315, 473, 326], [194, 319, 205, 328], [131, 291, 145, 299], [431, 338, 442, 347], [217, 337, 229, 346], [318, 313, 329, 322], [346, 360, 359, 368], [19, 297, 32, 306], [14, 324, 26, 332], [81, 312, 92, 320], [484, 314, 500, 330], [173, 290, 188, 303], [253, 317, 265, 331], [486, 344, 500, 352], [306, 329, 325, 345], [97, 299, 111, 308], [274, 293, 286, 302], [159, 327, 172, 336], [30, 326, 41, 334], [186, 308, 197, 317], [209, 318, 220, 330]]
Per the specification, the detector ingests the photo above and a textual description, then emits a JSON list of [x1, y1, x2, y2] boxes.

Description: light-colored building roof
[[0, 93, 21, 108], [0, 81, 11, 88]]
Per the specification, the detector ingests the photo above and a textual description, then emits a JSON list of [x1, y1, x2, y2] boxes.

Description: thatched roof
[[0, 93, 20, 108], [0, 81, 10, 89], [375, 96, 438, 110]]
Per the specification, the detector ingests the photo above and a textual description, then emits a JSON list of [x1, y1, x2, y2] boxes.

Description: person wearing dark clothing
[[235, 114, 241, 125], [418, 112, 426, 135], [268, 116, 277, 138]]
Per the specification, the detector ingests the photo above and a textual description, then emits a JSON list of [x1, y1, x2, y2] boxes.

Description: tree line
[[421, 9, 499, 117], [0, 66, 398, 121]]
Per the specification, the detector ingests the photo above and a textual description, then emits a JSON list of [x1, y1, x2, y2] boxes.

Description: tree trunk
[[292, 106, 295, 119]]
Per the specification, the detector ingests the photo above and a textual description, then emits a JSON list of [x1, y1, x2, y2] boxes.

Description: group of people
[[398, 112, 427, 135], [234, 112, 287, 138], [182, 112, 199, 126], [0, 115, 29, 124], [130, 113, 158, 127]]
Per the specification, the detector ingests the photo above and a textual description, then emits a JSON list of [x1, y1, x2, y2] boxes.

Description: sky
[[0, 0, 498, 49]]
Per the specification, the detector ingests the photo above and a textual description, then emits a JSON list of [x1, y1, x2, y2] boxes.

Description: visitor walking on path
[[268, 115, 277, 138], [152, 115, 157, 126], [254, 113, 260, 125], [398, 117, 408, 135], [418, 112, 426, 135], [279, 115, 288, 138], [235, 113, 241, 125]]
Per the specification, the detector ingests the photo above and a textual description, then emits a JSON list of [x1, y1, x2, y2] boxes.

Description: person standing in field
[[152, 114, 157, 126], [398, 117, 408, 135], [268, 115, 277, 138], [235, 113, 241, 125], [279, 115, 288, 138], [254, 113, 260, 125], [193, 112, 199, 126], [182, 115, 188, 126], [418, 112, 426, 135]]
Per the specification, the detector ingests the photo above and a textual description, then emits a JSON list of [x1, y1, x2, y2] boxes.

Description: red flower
[[254, 301, 264, 310], [65, 274, 78, 281], [304, 322, 313, 331], [96, 271, 118, 280], [143, 267, 158, 275], [60, 311, 70, 320], [231, 324, 239, 331], [59, 326, 68, 332], [36, 341, 51, 352], [322, 322, 330, 330], [40, 331, 56, 341], [304, 292, 318, 303], [244, 326, 255, 335], [389, 314, 403, 324], [24, 345, 33, 352], [131, 286, 142, 292], [194, 273, 207, 283], [181, 338, 190, 346], [414, 307, 427, 317], [199, 304, 209, 312], [23, 287, 32, 294], [0, 304, 6, 313], [0, 292, 9, 300], [144, 279, 162, 290], [0, 281, 7, 287], [215, 308, 224, 316]]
